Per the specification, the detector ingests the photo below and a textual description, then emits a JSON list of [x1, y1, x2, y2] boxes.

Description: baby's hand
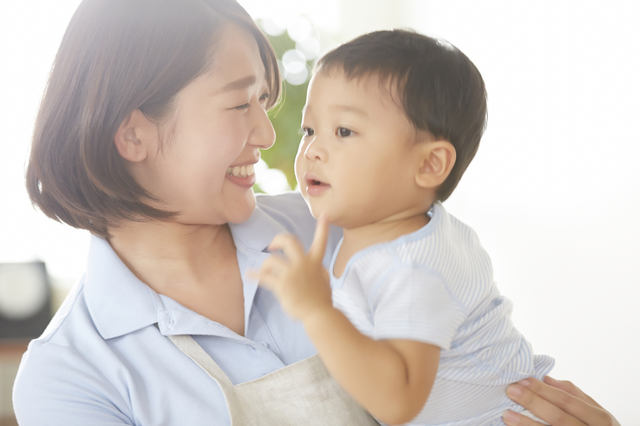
[[255, 215, 333, 322]]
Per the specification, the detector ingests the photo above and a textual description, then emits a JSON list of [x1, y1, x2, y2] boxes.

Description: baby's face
[[295, 72, 426, 229]]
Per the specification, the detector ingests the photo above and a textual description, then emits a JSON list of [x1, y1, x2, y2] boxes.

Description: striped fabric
[[330, 203, 554, 425]]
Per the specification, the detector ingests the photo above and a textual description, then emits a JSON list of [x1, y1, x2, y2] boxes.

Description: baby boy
[[257, 29, 554, 425]]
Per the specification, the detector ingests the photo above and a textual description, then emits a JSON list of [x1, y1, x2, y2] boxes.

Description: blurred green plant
[[258, 23, 315, 190]]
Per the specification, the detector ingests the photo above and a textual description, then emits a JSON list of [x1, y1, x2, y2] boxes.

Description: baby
[[256, 29, 554, 425]]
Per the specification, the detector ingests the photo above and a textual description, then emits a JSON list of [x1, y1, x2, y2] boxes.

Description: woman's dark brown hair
[[26, 0, 280, 238]]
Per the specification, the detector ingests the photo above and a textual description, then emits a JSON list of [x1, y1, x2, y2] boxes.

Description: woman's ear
[[414, 140, 456, 189], [114, 109, 155, 162]]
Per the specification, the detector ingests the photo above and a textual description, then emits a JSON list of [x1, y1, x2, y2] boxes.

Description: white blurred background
[[0, 0, 638, 423]]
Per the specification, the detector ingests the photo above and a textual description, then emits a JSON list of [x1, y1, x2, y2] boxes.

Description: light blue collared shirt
[[13, 192, 342, 426]]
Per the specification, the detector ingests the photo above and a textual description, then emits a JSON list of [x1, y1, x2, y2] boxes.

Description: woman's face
[[138, 23, 275, 226]]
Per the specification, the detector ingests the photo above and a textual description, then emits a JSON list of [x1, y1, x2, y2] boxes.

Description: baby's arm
[[256, 217, 440, 425], [304, 308, 440, 425]]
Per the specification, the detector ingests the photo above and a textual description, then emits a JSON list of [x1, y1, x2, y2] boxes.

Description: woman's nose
[[250, 107, 276, 150]]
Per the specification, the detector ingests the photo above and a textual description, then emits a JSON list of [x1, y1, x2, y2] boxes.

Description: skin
[[109, 23, 275, 336], [256, 71, 456, 425], [503, 377, 620, 426]]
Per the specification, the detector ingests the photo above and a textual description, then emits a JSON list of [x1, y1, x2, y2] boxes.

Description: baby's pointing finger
[[309, 214, 329, 264], [268, 233, 305, 263]]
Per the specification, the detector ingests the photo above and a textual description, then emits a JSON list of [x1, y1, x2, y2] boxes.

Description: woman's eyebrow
[[216, 75, 257, 94]]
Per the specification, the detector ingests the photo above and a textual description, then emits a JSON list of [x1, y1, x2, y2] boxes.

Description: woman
[[13, 0, 619, 425]]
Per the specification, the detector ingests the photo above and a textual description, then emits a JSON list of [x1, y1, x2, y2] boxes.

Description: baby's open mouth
[[306, 176, 330, 187], [304, 174, 331, 196]]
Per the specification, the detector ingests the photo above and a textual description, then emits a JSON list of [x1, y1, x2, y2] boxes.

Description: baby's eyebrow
[[329, 104, 369, 117]]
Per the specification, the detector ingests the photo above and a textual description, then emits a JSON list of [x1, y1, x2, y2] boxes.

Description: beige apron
[[168, 334, 380, 426]]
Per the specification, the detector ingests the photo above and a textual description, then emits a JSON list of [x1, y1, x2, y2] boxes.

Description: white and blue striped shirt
[[330, 203, 554, 426]]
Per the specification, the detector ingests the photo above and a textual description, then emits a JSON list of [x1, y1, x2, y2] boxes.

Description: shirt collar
[[84, 235, 160, 340], [84, 202, 289, 340], [228, 198, 290, 253], [229, 201, 292, 331]]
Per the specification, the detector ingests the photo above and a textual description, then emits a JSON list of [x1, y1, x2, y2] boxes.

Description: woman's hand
[[254, 215, 333, 322], [503, 376, 620, 426]]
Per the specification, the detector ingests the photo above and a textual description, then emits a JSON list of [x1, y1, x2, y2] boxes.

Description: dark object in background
[[0, 262, 52, 340]]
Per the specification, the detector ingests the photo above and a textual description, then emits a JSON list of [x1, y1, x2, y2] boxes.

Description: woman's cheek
[[294, 140, 308, 174]]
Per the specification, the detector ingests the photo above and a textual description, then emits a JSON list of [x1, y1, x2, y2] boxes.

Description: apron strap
[[167, 334, 234, 390]]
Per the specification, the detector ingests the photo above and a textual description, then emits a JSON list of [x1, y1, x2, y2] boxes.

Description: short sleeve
[[370, 265, 467, 350], [13, 341, 134, 426]]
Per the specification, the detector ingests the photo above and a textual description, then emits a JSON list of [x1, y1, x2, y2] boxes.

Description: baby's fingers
[[268, 233, 305, 263], [246, 269, 260, 281], [255, 256, 288, 291]]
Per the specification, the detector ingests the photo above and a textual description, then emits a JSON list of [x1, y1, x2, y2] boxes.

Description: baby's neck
[[333, 213, 430, 278]]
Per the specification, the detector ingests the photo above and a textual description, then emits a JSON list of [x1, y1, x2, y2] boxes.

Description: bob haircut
[[26, 0, 280, 238], [316, 29, 487, 202]]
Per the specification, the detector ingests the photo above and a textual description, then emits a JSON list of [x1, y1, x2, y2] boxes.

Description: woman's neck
[[108, 219, 246, 336], [108, 220, 236, 293]]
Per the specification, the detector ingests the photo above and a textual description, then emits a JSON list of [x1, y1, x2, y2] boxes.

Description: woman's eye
[[259, 93, 271, 103], [337, 127, 353, 137], [234, 103, 250, 110], [300, 127, 314, 137]]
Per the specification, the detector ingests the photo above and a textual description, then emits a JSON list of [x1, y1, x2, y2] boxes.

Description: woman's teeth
[[226, 164, 254, 178]]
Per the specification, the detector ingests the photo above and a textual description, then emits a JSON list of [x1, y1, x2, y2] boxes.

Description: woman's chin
[[225, 196, 256, 224]]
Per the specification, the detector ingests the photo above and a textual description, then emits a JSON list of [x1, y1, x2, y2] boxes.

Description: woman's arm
[[256, 217, 440, 425], [502, 376, 620, 426]]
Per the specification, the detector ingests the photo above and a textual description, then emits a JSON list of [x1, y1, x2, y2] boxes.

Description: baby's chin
[[304, 202, 323, 220], [308, 207, 341, 227], [302, 193, 344, 226]]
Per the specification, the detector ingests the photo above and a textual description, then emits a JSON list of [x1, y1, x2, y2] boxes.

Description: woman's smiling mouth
[[226, 164, 255, 178], [226, 163, 256, 188]]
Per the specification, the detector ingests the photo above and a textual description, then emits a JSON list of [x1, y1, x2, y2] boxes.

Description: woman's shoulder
[[255, 193, 317, 234], [255, 191, 309, 217], [246, 192, 342, 260], [13, 335, 134, 425], [12, 278, 133, 424]]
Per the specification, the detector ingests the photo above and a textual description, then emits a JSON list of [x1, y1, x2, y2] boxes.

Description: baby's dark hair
[[316, 29, 487, 201]]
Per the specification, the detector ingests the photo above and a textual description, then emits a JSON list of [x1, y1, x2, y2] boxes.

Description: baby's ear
[[414, 140, 456, 189], [113, 109, 155, 163]]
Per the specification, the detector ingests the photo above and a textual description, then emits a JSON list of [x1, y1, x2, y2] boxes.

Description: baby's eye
[[337, 127, 353, 137], [300, 127, 315, 137]]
